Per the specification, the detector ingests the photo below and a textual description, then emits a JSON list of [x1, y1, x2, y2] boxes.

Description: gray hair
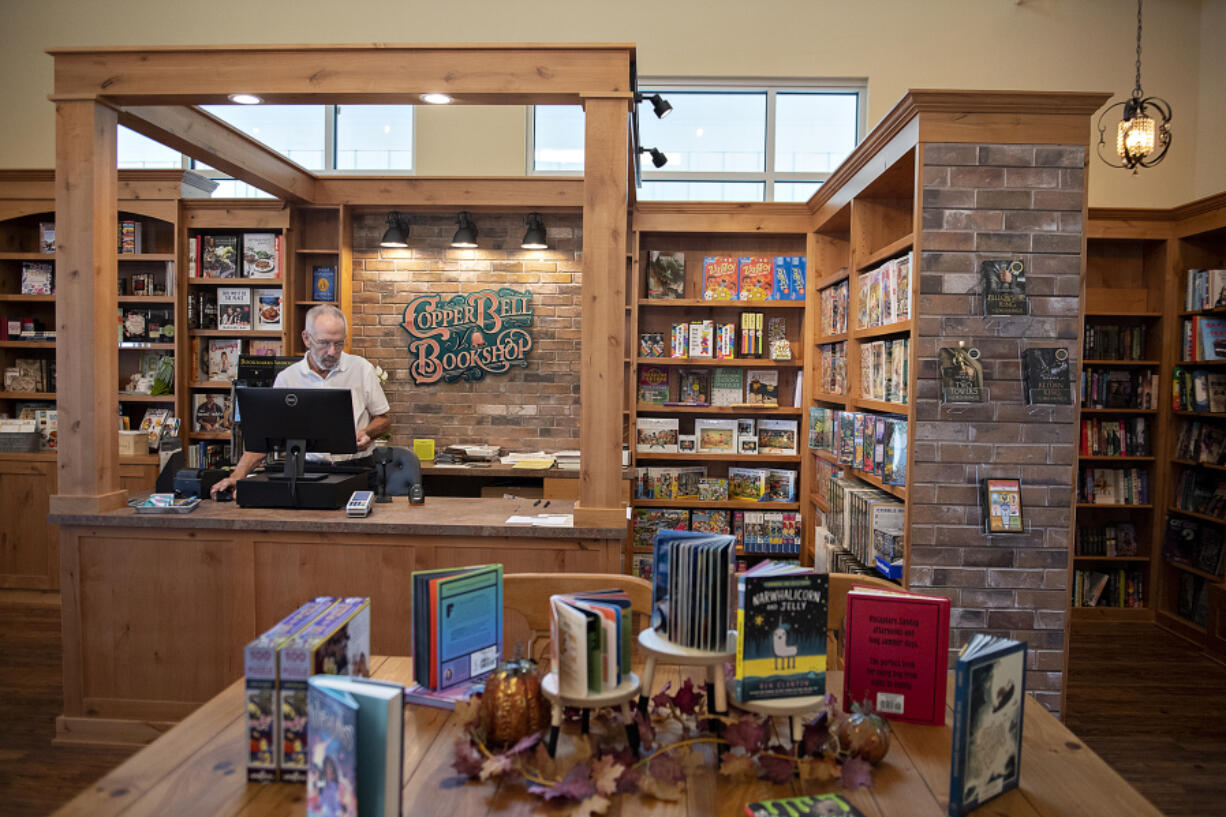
[[304, 304, 348, 337]]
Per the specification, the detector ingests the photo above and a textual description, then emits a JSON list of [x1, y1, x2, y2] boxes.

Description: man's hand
[[210, 475, 237, 499], [355, 431, 373, 451]]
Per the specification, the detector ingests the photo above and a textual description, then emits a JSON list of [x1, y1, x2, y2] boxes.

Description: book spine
[[948, 661, 971, 817]]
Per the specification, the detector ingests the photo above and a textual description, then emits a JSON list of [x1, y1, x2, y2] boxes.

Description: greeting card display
[[982, 478, 1023, 533]]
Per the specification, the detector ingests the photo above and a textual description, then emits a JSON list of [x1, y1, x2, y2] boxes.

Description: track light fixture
[[450, 211, 479, 248], [521, 213, 548, 250], [640, 146, 668, 169], [636, 92, 673, 119], [379, 211, 410, 248]]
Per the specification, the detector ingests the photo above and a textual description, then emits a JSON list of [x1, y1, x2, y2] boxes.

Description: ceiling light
[[521, 213, 548, 250], [636, 92, 673, 119], [450, 211, 479, 249], [421, 93, 452, 105], [379, 211, 410, 248], [227, 93, 262, 105], [1096, 0, 1172, 173], [640, 147, 668, 169]]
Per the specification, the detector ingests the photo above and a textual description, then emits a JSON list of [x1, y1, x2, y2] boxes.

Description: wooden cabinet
[[289, 205, 351, 355], [0, 453, 57, 589]]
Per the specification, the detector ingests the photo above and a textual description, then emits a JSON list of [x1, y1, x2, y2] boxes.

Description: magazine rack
[[730, 693, 824, 755], [541, 671, 641, 758], [636, 627, 735, 719]]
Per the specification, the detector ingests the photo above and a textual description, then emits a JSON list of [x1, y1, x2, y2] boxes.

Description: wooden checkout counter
[[48, 495, 627, 746]]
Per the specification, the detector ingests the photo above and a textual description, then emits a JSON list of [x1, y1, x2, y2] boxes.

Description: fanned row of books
[[1071, 567, 1145, 608], [1074, 523, 1138, 556], [1172, 470, 1226, 519], [1083, 323, 1149, 361], [1171, 366, 1226, 412], [1079, 367, 1160, 410], [652, 530, 737, 651], [859, 337, 909, 404], [1079, 416, 1150, 457], [808, 408, 908, 486], [1181, 316, 1226, 362], [819, 280, 848, 335], [818, 341, 846, 394], [1164, 517, 1226, 578], [1174, 419, 1226, 464], [1184, 267, 1226, 311], [825, 476, 904, 579], [856, 253, 912, 330], [551, 587, 634, 696], [1079, 467, 1149, 505]]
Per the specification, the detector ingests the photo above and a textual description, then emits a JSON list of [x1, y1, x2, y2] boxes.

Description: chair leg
[[580, 708, 591, 735], [547, 702, 563, 758], [621, 701, 641, 756], [636, 655, 657, 717]]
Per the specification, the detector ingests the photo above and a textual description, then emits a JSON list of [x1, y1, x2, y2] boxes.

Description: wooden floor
[[2, 594, 1224, 817]]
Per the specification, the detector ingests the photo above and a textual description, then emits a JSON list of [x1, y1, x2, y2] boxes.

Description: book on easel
[[735, 561, 828, 702], [410, 564, 503, 691]]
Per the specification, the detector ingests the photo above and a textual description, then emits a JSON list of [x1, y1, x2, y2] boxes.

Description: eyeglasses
[[307, 335, 346, 351]]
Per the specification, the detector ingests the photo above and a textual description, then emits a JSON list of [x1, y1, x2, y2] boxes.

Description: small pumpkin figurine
[[836, 702, 891, 765], [479, 652, 548, 746]]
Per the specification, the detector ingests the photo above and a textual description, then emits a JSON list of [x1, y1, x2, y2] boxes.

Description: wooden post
[[575, 95, 630, 528], [51, 99, 126, 513]]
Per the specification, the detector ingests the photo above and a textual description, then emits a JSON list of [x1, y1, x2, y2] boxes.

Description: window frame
[[526, 77, 867, 201]]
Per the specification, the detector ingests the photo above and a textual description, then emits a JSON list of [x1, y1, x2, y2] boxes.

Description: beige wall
[[1, 0, 1221, 207]]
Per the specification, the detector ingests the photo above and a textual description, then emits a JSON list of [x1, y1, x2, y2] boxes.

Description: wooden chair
[[503, 572, 653, 667], [826, 572, 905, 671]]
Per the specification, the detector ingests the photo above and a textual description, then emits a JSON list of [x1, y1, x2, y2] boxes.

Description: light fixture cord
[[1133, 0, 1144, 98]]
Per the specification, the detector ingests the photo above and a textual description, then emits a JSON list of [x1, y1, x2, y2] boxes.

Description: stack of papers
[[502, 451, 556, 469], [505, 514, 574, 527], [554, 450, 581, 471], [445, 444, 501, 462]]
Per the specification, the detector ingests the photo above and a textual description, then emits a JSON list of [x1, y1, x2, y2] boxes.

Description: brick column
[[911, 143, 1085, 715]]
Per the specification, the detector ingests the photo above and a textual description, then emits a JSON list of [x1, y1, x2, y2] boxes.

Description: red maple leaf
[[452, 737, 483, 778], [802, 711, 831, 756], [841, 756, 874, 790], [671, 678, 704, 716], [650, 752, 686, 784], [723, 715, 768, 752], [758, 752, 796, 784], [651, 681, 673, 710]]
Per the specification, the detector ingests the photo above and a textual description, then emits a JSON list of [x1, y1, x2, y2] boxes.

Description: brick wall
[[912, 143, 1085, 715], [349, 212, 583, 451]]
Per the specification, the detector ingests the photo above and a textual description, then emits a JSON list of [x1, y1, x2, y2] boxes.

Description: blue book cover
[[312, 266, 337, 302], [735, 567, 828, 702], [311, 675, 404, 817], [772, 256, 807, 301], [949, 635, 1027, 817], [411, 564, 503, 690], [307, 680, 358, 817]]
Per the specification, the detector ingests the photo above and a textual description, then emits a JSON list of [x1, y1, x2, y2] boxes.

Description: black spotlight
[[640, 147, 668, 168], [521, 213, 548, 250], [637, 92, 673, 119], [450, 211, 479, 248], [379, 211, 409, 248]]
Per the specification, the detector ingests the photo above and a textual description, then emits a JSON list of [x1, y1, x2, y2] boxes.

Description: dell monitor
[[235, 387, 356, 484]]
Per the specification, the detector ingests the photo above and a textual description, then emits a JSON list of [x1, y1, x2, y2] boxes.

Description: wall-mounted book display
[[981, 259, 1027, 316], [982, 478, 1024, 534], [1021, 347, 1072, 405], [939, 346, 985, 403]]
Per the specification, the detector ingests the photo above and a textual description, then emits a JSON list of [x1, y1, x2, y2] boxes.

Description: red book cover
[[737, 256, 773, 301], [842, 586, 950, 725]]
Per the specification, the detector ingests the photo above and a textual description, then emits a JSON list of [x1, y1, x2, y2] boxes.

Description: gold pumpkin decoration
[[836, 708, 891, 766], [479, 657, 548, 746]]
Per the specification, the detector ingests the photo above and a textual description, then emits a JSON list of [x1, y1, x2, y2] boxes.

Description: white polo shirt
[[273, 352, 390, 460]]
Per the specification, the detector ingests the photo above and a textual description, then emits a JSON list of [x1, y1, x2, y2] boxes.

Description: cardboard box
[[277, 597, 371, 782], [118, 430, 146, 457], [243, 596, 338, 783]]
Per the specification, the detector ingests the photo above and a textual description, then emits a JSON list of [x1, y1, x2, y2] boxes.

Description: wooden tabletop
[[53, 657, 1165, 817]]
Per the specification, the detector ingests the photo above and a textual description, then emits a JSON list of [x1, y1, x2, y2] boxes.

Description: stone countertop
[[48, 496, 627, 539]]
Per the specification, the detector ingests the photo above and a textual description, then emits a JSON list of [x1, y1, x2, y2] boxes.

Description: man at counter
[[210, 304, 390, 499]]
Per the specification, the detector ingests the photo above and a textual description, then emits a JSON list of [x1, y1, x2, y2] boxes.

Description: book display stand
[[541, 671, 642, 758], [636, 627, 734, 719], [730, 693, 824, 756]]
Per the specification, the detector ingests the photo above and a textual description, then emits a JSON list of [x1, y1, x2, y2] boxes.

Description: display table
[[48, 497, 626, 747], [52, 657, 1166, 817]]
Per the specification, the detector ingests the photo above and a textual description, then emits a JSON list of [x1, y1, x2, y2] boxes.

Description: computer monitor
[[235, 387, 356, 483]]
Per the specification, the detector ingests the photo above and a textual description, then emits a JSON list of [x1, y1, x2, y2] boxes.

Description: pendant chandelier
[[1096, 0, 1172, 173]]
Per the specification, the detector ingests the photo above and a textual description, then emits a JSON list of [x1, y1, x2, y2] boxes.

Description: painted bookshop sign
[[400, 288, 534, 384]]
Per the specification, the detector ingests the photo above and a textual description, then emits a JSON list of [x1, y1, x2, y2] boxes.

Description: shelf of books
[[1071, 235, 1169, 621], [805, 152, 917, 585], [627, 223, 809, 580], [290, 205, 351, 355], [181, 202, 291, 469]]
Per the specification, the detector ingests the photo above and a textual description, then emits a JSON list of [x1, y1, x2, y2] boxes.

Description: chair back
[[826, 572, 903, 671], [382, 446, 421, 496], [504, 572, 653, 666]]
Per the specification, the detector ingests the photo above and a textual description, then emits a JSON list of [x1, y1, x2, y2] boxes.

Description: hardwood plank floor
[[2, 594, 1223, 816]]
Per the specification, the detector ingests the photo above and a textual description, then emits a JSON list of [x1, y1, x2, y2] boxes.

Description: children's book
[[771, 256, 806, 301], [637, 365, 670, 405], [745, 794, 865, 817], [550, 588, 634, 696], [245, 597, 338, 782], [948, 634, 1027, 817], [647, 251, 686, 299], [737, 256, 773, 301], [735, 563, 828, 701], [411, 565, 502, 691], [308, 675, 404, 817], [702, 256, 738, 301], [843, 586, 950, 725], [745, 369, 779, 405], [650, 529, 737, 651]]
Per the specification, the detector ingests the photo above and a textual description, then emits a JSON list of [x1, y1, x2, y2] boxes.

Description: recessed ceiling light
[[421, 93, 453, 105], [228, 93, 262, 105]]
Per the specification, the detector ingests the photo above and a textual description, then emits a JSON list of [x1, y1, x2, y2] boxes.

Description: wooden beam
[[313, 177, 585, 209], [575, 97, 629, 527], [50, 100, 126, 514], [51, 44, 633, 106], [114, 106, 315, 203], [634, 202, 811, 234]]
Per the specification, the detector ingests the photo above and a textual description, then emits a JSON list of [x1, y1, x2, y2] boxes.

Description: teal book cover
[[435, 564, 503, 689], [310, 675, 404, 817]]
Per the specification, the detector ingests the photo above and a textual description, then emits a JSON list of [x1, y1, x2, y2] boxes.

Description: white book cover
[[551, 598, 590, 698], [242, 233, 281, 278], [217, 287, 251, 330]]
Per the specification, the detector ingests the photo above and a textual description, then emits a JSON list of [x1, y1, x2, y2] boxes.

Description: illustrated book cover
[[843, 586, 951, 725], [982, 478, 1023, 533], [218, 286, 252, 330], [939, 347, 985, 403], [243, 232, 281, 278], [702, 256, 738, 301], [745, 369, 780, 406], [254, 288, 283, 331], [199, 234, 239, 278], [1021, 348, 1072, 405], [737, 256, 773, 301], [981, 259, 1027, 315], [308, 675, 404, 817], [745, 794, 865, 817], [735, 563, 828, 702], [305, 675, 358, 817], [637, 365, 670, 405], [948, 634, 1027, 817], [647, 251, 686, 299]]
